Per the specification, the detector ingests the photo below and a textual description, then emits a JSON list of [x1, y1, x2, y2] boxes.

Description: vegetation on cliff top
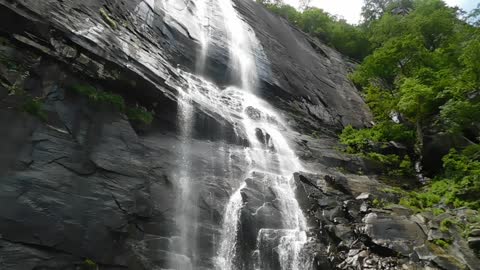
[[260, 0, 480, 211]]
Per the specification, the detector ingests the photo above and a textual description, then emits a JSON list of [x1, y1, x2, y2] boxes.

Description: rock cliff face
[[0, 1, 478, 270]]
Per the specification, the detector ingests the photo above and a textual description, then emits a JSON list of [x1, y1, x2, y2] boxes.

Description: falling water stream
[[164, 0, 213, 268], [157, 0, 311, 269]]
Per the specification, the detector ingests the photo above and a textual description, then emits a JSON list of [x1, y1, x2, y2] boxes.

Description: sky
[[282, 0, 479, 24]]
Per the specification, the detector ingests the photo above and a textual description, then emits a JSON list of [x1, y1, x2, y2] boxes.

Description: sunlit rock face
[[0, 0, 377, 270]]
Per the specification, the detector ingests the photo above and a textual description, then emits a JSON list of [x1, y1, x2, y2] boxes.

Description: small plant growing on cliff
[[432, 239, 452, 249], [100, 8, 117, 29], [83, 258, 98, 270], [70, 84, 154, 125], [71, 84, 125, 111], [22, 97, 47, 121], [126, 105, 154, 125], [440, 218, 457, 233]]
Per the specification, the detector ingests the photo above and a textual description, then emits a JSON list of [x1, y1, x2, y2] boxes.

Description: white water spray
[[217, 0, 257, 91], [171, 84, 195, 270]]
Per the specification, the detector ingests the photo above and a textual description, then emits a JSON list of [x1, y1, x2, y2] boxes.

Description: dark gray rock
[[363, 212, 427, 256], [468, 237, 480, 251]]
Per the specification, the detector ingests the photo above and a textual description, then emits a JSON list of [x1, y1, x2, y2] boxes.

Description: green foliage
[[432, 208, 445, 216], [339, 123, 414, 153], [339, 0, 479, 214], [440, 100, 480, 134], [438, 145, 480, 209], [440, 218, 457, 233], [468, 3, 480, 26], [398, 191, 441, 212], [263, 0, 480, 213], [432, 239, 451, 249], [361, 0, 392, 24], [339, 123, 415, 176], [71, 84, 125, 111], [397, 78, 436, 121], [388, 145, 480, 212], [71, 84, 154, 125], [261, 4, 371, 60], [126, 105, 154, 125], [382, 187, 408, 195], [100, 8, 117, 29], [83, 258, 97, 270], [372, 198, 388, 208], [22, 97, 47, 121]]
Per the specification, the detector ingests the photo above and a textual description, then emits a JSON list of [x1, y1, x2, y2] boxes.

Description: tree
[[468, 3, 480, 26], [298, 0, 311, 11]]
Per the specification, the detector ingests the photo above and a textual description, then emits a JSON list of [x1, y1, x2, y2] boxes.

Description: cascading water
[[194, 0, 211, 72], [223, 91, 309, 270], [217, 0, 257, 91], [158, 0, 310, 268], [163, 1, 213, 268], [213, 0, 310, 269], [172, 86, 195, 270]]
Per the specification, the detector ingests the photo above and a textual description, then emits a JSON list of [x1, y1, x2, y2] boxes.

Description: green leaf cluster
[[337, 0, 480, 212], [71, 84, 125, 111], [71, 84, 154, 125], [384, 144, 480, 211], [262, 0, 479, 212], [259, 3, 372, 60], [22, 97, 47, 121]]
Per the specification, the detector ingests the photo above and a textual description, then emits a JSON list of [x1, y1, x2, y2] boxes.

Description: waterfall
[[165, 1, 213, 267], [170, 83, 195, 270], [156, 0, 310, 268], [195, 0, 211, 72], [213, 1, 310, 269], [217, 0, 257, 91], [216, 183, 246, 269]]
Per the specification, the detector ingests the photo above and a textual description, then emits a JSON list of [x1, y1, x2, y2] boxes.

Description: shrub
[[398, 191, 441, 212], [126, 105, 154, 125], [22, 97, 47, 121], [70, 84, 154, 125], [339, 123, 414, 154], [71, 84, 125, 111], [440, 218, 457, 233], [432, 239, 451, 249]]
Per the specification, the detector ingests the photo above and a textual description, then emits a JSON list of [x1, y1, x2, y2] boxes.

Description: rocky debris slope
[[294, 172, 480, 270]]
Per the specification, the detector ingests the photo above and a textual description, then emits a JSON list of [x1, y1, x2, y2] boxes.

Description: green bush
[[440, 218, 457, 233], [391, 145, 480, 212], [437, 145, 480, 209], [83, 258, 97, 270], [432, 239, 451, 249], [22, 97, 47, 121], [432, 208, 445, 216], [399, 191, 441, 212], [339, 123, 414, 154], [71, 84, 125, 111], [126, 105, 154, 125], [71, 84, 154, 125]]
